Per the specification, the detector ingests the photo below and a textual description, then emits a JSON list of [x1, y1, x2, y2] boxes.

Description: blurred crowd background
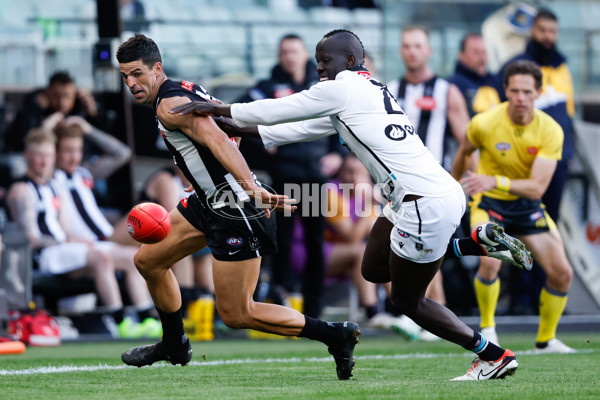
[[1, 0, 599, 341]]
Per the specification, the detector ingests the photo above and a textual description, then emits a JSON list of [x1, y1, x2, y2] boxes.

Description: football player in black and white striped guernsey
[[5, 128, 156, 338], [171, 29, 532, 381], [385, 25, 472, 342], [117, 34, 360, 380]]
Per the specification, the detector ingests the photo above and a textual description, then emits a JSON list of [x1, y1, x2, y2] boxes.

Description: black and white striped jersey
[[231, 69, 460, 212], [20, 177, 67, 243], [386, 76, 455, 171], [54, 167, 114, 241], [154, 79, 248, 203]]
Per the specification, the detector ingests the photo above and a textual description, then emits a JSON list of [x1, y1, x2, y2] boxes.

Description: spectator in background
[[451, 60, 574, 353], [448, 33, 500, 117], [237, 34, 345, 318], [495, 9, 575, 315], [496, 8, 574, 223], [6, 128, 157, 338], [3, 72, 100, 153], [386, 25, 470, 337]]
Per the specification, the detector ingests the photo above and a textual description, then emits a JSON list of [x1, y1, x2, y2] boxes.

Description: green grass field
[[1, 332, 599, 400]]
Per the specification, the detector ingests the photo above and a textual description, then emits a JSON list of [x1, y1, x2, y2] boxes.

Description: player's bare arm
[[446, 83, 470, 143], [169, 101, 231, 118], [451, 136, 477, 180], [158, 97, 296, 214], [459, 156, 556, 199], [6, 183, 59, 249]]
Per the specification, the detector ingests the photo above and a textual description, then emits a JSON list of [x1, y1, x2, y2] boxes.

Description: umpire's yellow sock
[[536, 286, 568, 343], [474, 272, 500, 328]]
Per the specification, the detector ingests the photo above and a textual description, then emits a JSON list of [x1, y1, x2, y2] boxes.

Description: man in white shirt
[[171, 29, 532, 381]]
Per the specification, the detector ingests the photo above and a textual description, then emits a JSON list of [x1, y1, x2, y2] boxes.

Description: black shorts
[[470, 195, 555, 236], [177, 193, 277, 262]]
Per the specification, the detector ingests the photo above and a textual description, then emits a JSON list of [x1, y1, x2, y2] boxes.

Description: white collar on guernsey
[[335, 67, 372, 80]]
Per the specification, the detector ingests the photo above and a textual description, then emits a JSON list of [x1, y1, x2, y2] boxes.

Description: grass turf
[[1, 332, 599, 399]]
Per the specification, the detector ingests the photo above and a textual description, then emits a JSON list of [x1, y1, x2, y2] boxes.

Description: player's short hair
[[401, 25, 429, 38], [117, 33, 162, 69], [503, 60, 543, 89], [280, 33, 303, 43], [49, 71, 74, 86], [323, 29, 365, 60], [460, 32, 483, 52], [54, 122, 84, 144], [25, 128, 56, 149], [534, 8, 558, 24]]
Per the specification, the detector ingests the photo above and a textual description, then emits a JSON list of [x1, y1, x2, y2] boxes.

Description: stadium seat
[[308, 7, 353, 26], [352, 8, 382, 26]]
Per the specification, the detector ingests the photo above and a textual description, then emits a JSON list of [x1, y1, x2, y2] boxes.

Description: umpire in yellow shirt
[[451, 60, 574, 354]]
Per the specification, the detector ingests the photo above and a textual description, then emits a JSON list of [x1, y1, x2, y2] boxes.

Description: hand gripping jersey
[[154, 79, 251, 205], [231, 69, 460, 212]]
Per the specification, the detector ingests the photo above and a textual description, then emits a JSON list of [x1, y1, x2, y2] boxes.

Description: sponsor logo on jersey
[[495, 142, 511, 151], [357, 71, 371, 79], [180, 197, 189, 208], [226, 237, 244, 247], [160, 130, 166, 139], [181, 81, 194, 91], [83, 178, 94, 189], [415, 96, 436, 111], [396, 229, 410, 238], [415, 242, 423, 251], [527, 147, 539, 155]]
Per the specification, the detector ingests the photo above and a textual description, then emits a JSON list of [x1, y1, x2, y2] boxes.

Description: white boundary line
[[0, 349, 594, 376]]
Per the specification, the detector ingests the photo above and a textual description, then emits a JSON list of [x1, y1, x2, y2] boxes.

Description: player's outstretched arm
[[170, 101, 232, 118], [159, 98, 295, 216]]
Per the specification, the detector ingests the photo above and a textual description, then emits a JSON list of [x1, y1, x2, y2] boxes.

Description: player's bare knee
[[216, 303, 249, 329], [133, 247, 157, 277]]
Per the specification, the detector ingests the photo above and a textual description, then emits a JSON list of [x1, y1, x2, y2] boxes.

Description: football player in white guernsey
[[117, 34, 361, 380], [171, 29, 534, 381]]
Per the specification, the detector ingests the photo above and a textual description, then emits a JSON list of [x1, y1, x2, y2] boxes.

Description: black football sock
[[299, 315, 340, 346], [464, 331, 505, 361], [445, 237, 486, 260], [136, 306, 154, 322], [364, 305, 378, 320], [111, 308, 126, 325], [157, 307, 187, 349]]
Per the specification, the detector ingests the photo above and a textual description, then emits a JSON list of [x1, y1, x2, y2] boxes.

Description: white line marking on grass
[[0, 349, 594, 376]]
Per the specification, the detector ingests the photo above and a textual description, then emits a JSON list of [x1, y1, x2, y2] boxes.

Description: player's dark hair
[[323, 29, 365, 60], [117, 33, 162, 68], [280, 33, 303, 42], [460, 32, 482, 52], [49, 71, 74, 86], [534, 8, 558, 24], [503, 60, 543, 89]]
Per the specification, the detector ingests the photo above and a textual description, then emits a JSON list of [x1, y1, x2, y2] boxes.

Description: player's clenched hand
[[460, 170, 496, 195], [248, 187, 297, 218], [170, 101, 215, 116]]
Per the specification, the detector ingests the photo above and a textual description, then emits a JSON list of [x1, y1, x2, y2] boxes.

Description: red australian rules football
[[127, 202, 171, 244]]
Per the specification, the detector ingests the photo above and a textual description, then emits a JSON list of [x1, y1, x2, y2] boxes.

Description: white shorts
[[387, 188, 466, 263], [39, 242, 90, 275]]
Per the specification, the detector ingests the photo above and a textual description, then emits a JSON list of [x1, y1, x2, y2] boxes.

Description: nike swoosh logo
[[229, 249, 242, 255], [477, 359, 511, 379]]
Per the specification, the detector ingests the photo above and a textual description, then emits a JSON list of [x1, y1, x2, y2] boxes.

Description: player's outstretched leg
[[452, 349, 518, 381], [326, 321, 361, 380], [121, 338, 192, 367], [475, 223, 533, 271]]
